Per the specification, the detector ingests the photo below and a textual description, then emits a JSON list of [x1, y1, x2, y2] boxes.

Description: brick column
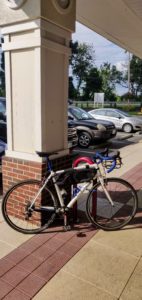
[[2, 154, 74, 193], [2, 153, 74, 226], [2, 157, 45, 194]]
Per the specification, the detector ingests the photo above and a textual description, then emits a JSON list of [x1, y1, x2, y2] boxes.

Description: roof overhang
[[76, 0, 142, 58]]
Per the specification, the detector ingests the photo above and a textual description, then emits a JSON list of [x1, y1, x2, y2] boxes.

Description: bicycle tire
[[86, 177, 138, 231], [2, 179, 58, 234]]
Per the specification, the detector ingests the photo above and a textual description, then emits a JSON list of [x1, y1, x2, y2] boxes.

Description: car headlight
[[96, 124, 106, 131]]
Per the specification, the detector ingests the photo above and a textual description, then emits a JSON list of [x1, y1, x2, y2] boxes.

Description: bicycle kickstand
[[63, 212, 71, 231]]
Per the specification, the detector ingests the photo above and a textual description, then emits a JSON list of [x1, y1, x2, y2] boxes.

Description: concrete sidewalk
[[0, 141, 142, 299]]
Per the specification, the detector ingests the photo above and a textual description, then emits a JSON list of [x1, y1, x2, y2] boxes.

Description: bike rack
[[72, 156, 97, 221]]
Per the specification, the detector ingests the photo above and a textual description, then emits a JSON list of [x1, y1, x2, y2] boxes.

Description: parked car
[[0, 120, 7, 143], [0, 97, 6, 122], [0, 97, 7, 143], [0, 99, 77, 151], [0, 139, 7, 169], [68, 106, 117, 148], [89, 108, 142, 133], [0, 120, 77, 151], [68, 120, 78, 149]]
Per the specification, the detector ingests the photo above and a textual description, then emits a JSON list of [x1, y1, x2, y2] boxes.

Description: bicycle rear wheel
[[2, 179, 57, 234], [86, 177, 138, 230]]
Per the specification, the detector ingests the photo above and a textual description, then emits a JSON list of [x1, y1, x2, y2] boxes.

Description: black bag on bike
[[71, 168, 96, 184], [56, 168, 96, 186]]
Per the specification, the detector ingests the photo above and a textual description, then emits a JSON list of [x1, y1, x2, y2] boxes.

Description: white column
[[1, 0, 76, 162]]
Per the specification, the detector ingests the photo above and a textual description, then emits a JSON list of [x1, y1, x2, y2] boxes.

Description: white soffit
[[76, 0, 142, 58]]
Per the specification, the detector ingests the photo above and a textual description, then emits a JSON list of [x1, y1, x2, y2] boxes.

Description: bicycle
[[1, 149, 138, 234]]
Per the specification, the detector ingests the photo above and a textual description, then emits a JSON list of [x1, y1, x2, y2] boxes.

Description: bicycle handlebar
[[73, 148, 122, 173], [94, 152, 120, 173]]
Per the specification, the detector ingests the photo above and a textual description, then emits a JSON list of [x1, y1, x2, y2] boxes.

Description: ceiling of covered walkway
[[76, 0, 142, 58]]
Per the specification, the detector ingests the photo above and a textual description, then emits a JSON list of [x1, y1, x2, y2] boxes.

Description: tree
[[69, 41, 127, 102], [70, 41, 95, 98], [68, 76, 77, 99], [100, 63, 122, 101], [129, 55, 142, 97], [82, 67, 102, 100], [117, 54, 142, 99]]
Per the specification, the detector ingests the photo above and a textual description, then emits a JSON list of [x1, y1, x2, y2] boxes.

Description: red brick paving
[[0, 223, 96, 299], [0, 162, 142, 299], [3, 289, 30, 300]]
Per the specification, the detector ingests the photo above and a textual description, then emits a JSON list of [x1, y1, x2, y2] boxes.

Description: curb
[[135, 130, 142, 135], [117, 133, 133, 140]]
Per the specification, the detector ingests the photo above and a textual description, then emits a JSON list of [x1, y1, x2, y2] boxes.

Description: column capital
[[0, 0, 76, 32], [2, 19, 71, 57]]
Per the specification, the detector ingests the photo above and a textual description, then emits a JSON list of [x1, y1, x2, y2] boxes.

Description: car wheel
[[122, 123, 133, 133], [78, 132, 91, 148]]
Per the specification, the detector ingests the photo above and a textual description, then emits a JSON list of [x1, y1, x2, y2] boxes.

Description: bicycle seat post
[[46, 155, 52, 172]]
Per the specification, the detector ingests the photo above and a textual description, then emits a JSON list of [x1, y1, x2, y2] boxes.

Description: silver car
[[89, 108, 142, 133]]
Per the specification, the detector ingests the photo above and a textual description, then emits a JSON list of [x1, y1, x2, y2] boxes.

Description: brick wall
[[2, 153, 74, 193], [2, 153, 76, 226], [2, 157, 46, 194]]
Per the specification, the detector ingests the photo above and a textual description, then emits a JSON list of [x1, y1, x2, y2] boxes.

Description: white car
[[89, 108, 142, 133]]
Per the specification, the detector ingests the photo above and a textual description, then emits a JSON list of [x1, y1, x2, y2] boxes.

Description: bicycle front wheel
[[2, 179, 57, 234], [86, 177, 138, 231]]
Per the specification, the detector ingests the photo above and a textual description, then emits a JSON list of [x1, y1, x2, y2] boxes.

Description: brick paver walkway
[[0, 162, 142, 299], [0, 222, 97, 299]]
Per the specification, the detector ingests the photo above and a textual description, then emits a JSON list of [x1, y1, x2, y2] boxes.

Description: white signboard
[[94, 93, 104, 107]]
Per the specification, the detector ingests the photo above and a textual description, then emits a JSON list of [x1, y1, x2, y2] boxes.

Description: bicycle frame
[[2, 149, 137, 234], [29, 161, 114, 212], [29, 169, 65, 209]]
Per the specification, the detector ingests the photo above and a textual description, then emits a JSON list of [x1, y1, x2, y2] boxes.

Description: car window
[[116, 109, 131, 117], [68, 112, 74, 120], [106, 111, 119, 118], [94, 110, 106, 116], [0, 101, 5, 113], [69, 107, 93, 120]]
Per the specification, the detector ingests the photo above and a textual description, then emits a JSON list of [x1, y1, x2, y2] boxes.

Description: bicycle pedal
[[63, 225, 72, 231]]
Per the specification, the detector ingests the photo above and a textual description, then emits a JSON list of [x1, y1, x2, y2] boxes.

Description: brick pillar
[[2, 157, 45, 194], [2, 154, 73, 193], [2, 154, 74, 226]]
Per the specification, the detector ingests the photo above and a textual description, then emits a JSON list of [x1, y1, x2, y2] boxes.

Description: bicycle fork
[[99, 177, 114, 206]]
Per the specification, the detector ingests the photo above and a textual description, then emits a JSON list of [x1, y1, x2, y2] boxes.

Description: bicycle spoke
[[86, 177, 138, 230], [2, 180, 57, 234]]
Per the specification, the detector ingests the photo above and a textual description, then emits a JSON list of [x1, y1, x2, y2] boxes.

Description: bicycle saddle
[[36, 151, 58, 158]]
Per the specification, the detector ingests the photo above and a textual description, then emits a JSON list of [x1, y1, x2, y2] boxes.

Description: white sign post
[[94, 93, 104, 107]]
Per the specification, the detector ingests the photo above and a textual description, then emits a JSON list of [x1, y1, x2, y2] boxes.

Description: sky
[[72, 22, 129, 96]]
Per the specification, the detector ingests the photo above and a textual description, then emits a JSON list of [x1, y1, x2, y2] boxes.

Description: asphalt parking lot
[[73, 130, 142, 156], [109, 130, 142, 150]]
